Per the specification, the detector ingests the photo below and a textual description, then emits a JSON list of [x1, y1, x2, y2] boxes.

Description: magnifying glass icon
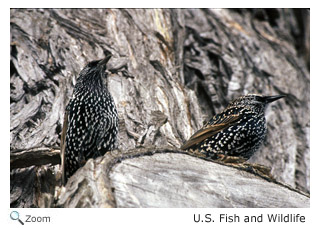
[[10, 211, 24, 225]]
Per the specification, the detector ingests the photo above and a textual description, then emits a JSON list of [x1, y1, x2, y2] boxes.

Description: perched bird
[[60, 55, 119, 185], [181, 94, 285, 160]]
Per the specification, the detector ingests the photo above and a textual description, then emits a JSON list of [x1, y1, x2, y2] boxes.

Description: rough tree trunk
[[10, 9, 309, 208]]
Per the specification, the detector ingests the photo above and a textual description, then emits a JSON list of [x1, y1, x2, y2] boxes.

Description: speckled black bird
[[60, 55, 118, 184], [181, 94, 285, 160]]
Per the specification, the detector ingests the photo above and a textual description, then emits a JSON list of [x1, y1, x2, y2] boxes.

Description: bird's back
[[181, 95, 272, 160]]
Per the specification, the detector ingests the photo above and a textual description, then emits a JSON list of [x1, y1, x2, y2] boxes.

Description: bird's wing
[[60, 110, 69, 185], [181, 113, 241, 150], [77, 113, 116, 160], [78, 121, 102, 161], [95, 113, 118, 152]]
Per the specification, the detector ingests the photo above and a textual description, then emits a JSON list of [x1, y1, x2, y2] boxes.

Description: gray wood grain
[[110, 153, 309, 208], [10, 9, 309, 207]]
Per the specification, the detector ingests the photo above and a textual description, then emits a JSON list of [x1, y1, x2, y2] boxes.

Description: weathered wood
[[10, 9, 309, 207], [10, 148, 60, 169], [56, 147, 309, 208], [110, 153, 309, 208], [56, 147, 188, 208]]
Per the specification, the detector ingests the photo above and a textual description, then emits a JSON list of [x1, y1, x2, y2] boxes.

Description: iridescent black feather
[[181, 94, 285, 160], [61, 55, 118, 184]]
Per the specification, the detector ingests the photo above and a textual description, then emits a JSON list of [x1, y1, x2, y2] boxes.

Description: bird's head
[[76, 54, 112, 89], [228, 94, 285, 114]]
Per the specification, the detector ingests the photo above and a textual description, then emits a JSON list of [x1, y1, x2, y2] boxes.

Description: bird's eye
[[255, 96, 265, 102], [87, 60, 100, 68]]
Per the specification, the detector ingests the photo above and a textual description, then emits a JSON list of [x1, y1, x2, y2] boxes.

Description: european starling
[[181, 94, 285, 160], [60, 55, 119, 184]]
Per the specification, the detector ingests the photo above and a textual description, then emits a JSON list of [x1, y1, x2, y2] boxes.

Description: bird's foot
[[215, 154, 247, 163]]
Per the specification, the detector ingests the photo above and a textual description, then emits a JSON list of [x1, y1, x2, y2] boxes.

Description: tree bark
[[10, 9, 309, 208]]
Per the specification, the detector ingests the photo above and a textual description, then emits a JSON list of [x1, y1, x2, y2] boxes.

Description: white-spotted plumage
[[181, 94, 285, 160], [61, 56, 118, 183]]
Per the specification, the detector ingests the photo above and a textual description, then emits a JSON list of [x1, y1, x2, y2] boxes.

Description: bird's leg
[[210, 154, 274, 181], [185, 149, 208, 159], [217, 160, 274, 181], [216, 154, 247, 163], [242, 162, 274, 180]]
